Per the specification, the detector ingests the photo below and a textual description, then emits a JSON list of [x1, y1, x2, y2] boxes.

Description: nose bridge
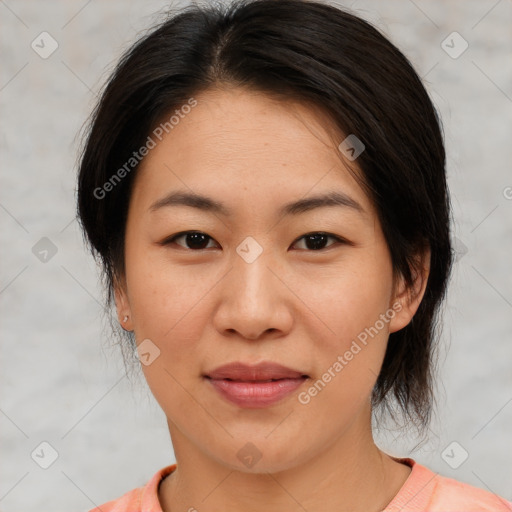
[[213, 235, 292, 339], [232, 235, 275, 305]]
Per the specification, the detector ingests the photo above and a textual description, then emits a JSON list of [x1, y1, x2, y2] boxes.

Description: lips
[[204, 362, 309, 408], [204, 361, 308, 381]]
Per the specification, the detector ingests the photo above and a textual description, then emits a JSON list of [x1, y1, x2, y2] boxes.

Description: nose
[[212, 241, 294, 341]]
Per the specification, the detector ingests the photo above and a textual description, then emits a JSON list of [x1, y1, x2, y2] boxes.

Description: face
[[115, 87, 424, 473]]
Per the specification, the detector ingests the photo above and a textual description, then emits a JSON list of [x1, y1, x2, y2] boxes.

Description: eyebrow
[[149, 190, 365, 217]]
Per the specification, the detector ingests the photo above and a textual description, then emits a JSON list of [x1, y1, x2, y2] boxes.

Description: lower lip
[[206, 377, 307, 408]]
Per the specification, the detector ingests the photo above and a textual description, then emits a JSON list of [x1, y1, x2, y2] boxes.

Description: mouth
[[203, 361, 309, 408], [210, 377, 306, 382], [204, 361, 309, 381]]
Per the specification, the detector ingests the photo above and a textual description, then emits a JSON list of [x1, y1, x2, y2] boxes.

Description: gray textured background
[[1, 0, 511, 510]]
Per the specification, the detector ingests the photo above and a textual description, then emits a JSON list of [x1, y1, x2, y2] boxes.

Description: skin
[[115, 86, 430, 512]]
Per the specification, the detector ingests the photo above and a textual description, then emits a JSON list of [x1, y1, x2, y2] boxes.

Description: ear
[[388, 246, 431, 334], [113, 274, 134, 332]]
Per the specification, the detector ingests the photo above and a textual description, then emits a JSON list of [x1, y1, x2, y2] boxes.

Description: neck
[[158, 409, 411, 512]]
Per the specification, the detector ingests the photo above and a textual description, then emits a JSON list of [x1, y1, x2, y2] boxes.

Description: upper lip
[[205, 362, 308, 381]]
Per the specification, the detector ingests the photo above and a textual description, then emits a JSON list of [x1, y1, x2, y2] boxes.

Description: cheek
[[129, 259, 213, 416], [296, 277, 393, 421], [125, 243, 218, 338], [293, 252, 394, 347], [292, 252, 394, 403]]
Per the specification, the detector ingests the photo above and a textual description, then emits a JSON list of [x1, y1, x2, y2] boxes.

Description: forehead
[[131, 87, 373, 217]]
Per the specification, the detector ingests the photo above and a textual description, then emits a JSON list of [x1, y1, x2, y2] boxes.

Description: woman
[[76, 0, 511, 510]]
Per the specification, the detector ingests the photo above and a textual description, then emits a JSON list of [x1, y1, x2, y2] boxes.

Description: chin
[[215, 441, 308, 475]]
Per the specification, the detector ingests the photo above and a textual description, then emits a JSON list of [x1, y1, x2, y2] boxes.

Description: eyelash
[[160, 231, 349, 251]]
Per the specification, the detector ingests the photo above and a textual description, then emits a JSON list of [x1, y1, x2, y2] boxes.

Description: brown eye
[[164, 231, 218, 250], [292, 232, 344, 251]]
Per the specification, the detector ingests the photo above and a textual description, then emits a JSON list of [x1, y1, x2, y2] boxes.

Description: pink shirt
[[90, 457, 512, 511]]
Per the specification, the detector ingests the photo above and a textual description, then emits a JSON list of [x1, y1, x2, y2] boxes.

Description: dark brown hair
[[77, 0, 453, 432]]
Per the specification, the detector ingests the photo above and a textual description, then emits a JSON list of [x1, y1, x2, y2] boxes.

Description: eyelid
[[159, 230, 219, 248], [160, 230, 352, 251], [291, 232, 350, 250]]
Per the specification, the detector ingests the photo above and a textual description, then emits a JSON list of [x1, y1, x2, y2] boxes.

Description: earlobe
[[388, 247, 430, 334], [114, 278, 134, 332]]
